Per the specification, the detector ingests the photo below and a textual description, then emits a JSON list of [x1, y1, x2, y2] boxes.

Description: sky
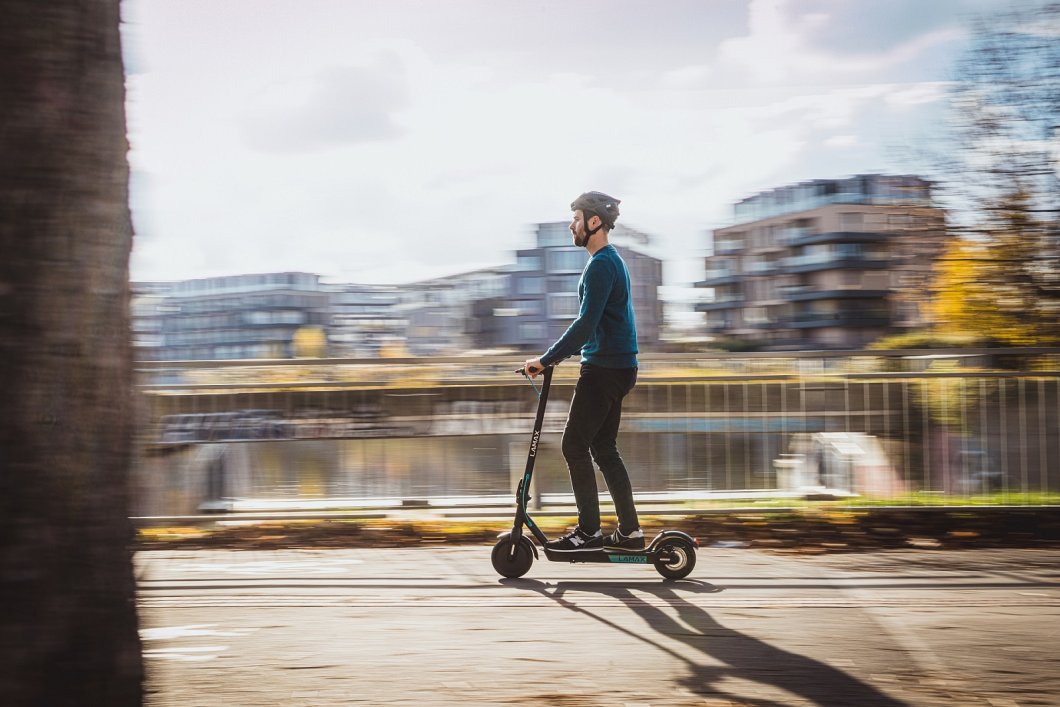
[[121, 0, 1042, 302]]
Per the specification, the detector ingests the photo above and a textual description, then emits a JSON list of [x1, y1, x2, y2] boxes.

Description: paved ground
[[137, 546, 1060, 706]]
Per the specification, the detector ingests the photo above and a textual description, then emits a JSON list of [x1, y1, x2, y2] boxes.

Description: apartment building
[[493, 222, 663, 353], [697, 175, 947, 349]]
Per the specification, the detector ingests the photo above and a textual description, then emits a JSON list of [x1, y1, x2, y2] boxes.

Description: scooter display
[[491, 366, 698, 580]]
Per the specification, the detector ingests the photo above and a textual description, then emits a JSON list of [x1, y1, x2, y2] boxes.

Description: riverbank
[[136, 505, 1060, 553]]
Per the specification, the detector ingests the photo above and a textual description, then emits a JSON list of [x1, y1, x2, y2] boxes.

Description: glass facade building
[[157, 272, 332, 360]]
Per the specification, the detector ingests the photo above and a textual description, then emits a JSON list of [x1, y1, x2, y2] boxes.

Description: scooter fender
[[646, 529, 698, 552], [495, 531, 539, 559]]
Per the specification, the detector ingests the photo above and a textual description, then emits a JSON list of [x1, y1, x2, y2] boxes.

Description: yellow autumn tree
[[293, 325, 328, 358], [930, 237, 1041, 346]]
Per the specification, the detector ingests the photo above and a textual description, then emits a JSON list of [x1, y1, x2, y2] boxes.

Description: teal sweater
[[540, 245, 639, 369]]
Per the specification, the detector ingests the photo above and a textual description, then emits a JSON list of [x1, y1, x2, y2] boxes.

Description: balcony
[[696, 269, 741, 286], [776, 284, 813, 299], [778, 288, 890, 302], [782, 254, 890, 274], [714, 239, 744, 255], [706, 320, 734, 332], [778, 227, 814, 246], [746, 320, 786, 329], [696, 296, 745, 312], [782, 312, 891, 329], [786, 230, 890, 248], [745, 260, 782, 276]]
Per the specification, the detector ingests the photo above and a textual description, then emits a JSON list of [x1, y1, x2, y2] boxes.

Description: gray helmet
[[571, 191, 621, 233]]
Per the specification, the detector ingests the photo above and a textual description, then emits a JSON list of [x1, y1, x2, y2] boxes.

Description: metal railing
[[133, 349, 1060, 516]]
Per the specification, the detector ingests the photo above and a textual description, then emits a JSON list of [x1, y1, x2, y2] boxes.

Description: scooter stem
[[511, 366, 553, 553]]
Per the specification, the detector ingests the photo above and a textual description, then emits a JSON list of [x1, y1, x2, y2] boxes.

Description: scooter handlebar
[[515, 364, 549, 375]]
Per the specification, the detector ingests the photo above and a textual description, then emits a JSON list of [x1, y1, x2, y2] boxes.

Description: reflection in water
[[140, 431, 786, 515], [243, 431, 783, 500]]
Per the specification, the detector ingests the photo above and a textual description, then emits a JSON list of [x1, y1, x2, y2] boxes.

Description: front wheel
[[492, 535, 534, 578], [653, 538, 696, 580]]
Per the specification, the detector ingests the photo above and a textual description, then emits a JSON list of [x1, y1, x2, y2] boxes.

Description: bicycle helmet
[[570, 191, 621, 241]]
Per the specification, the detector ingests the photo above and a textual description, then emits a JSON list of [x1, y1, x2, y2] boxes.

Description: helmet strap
[[580, 211, 604, 248]]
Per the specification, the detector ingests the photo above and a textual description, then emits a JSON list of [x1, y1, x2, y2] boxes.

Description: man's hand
[[522, 358, 544, 378]]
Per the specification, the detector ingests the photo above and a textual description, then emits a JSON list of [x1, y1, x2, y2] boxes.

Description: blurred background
[[123, 0, 1060, 518]]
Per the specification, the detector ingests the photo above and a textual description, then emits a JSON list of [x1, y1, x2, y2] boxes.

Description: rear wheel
[[653, 538, 696, 580], [491, 535, 534, 578]]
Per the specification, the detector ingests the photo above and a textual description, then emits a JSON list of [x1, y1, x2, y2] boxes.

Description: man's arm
[[537, 258, 614, 368]]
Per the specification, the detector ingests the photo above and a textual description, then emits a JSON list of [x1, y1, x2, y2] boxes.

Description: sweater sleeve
[[539, 257, 614, 367]]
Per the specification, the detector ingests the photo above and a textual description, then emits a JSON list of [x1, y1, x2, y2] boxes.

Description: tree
[[932, 193, 1055, 345], [0, 2, 143, 705], [931, 3, 1060, 344]]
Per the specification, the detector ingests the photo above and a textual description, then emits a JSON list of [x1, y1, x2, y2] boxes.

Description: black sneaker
[[546, 527, 603, 552], [605, 528, 645, 551]]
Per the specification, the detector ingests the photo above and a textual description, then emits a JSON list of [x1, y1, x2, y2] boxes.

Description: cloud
[[795, 0, 983, 54], [240, 54, 409, 153], [717, 0, 835, 83], [718, 0, 964, 85], [884, 81, 951, 109], [660, 64, 713, 90], [125, 0, 992, 288], [824, 134, 858, 148]]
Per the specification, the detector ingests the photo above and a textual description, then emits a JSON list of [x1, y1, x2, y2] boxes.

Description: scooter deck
[[534, 530, 695, 565], [543, 547, 652, 564]]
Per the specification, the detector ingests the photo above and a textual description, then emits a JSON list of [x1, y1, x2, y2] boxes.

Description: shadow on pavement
[[502, 578, 907, 707]]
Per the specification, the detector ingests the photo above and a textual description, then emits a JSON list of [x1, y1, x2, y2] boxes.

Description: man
[[522, 191, 643, 553]]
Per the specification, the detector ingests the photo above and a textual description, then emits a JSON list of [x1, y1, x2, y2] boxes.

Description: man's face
[[569, 210, 592, 247]]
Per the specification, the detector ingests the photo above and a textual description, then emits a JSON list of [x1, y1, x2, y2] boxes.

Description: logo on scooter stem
[[529, 430, 540, 457]]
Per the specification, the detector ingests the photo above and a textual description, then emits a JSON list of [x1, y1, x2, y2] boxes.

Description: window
[[519, 322, 546, 340], [716, 232, 744, 253], [517, 254, 542, 271], [549, 294, 579, 318], [516, 299, 543, 316], [766, 225, 780, 247], [537, 224, 571, 248], [276, 310, 305, 324], [547, 248, 587, 272], [516, 277, 545, 295], [549, 274, 581, 293], [745, 307, 768, 324]]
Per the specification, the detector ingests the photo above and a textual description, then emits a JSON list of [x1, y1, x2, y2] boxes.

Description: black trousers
[[561, 363, 639, 534]]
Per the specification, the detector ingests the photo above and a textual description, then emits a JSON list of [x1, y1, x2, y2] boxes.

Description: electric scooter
[[491, 366, 698, 580]]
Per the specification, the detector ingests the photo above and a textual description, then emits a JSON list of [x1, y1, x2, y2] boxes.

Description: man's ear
[[589, 214, 601, 231]]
